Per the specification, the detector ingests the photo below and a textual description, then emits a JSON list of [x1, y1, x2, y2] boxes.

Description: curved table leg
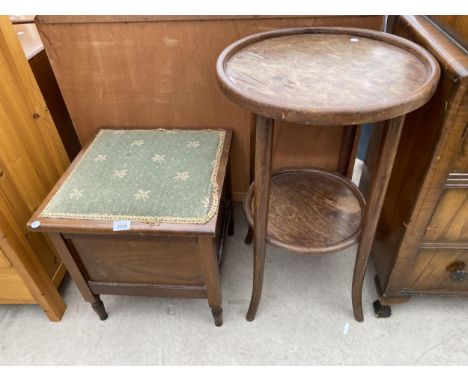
[[352, 115, 405, 322], [246, 115, 274, 321], [244, 116, 258, 246], [244, 227, 254, 244]]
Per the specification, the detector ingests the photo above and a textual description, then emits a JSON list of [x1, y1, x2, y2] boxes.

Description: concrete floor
[[1, 204, 468, 365]]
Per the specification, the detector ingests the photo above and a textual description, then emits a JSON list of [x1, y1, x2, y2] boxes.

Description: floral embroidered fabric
[[40, 129, 226, 224]]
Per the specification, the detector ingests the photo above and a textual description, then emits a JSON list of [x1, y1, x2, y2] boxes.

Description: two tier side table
[[216, 27, 440, 322]]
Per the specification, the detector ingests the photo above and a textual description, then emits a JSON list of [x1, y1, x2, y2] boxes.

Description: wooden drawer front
[[71, 236, 205, 286], [407, 249, 468, 293], [424, 188, 468, 242]]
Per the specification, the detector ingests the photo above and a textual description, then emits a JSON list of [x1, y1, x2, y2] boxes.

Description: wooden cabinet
[[366, 16, 468, 312], [0, 17, 69, 320]]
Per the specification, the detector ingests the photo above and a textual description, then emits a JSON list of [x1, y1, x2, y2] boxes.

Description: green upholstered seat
[[40, 129, 226, 224]]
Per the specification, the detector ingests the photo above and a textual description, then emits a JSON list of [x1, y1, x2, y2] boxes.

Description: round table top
[[217, 27, 440, 125]]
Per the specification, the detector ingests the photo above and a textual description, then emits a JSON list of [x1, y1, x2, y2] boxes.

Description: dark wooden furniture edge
[[35, 15, 382, 24]]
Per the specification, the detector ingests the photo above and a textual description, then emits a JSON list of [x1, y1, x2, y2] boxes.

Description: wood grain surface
[[429, 16, 468, 48], [34, 16, 380, 24], [35, 16, 385, 197], [246, 116, 274, 321], [0, 244, 35, 303], [423, 188, 468, 242], [352, 115, 405, 321], [12, 22, 81, 159], [244, 168, 365, 254], [451, 132, 468, 173], [405, 249, 468, 293], [218, 27, 440, 125], [0, 267, 35, 303], [0, 16, 68, 320], [71, 235, 204, 285]]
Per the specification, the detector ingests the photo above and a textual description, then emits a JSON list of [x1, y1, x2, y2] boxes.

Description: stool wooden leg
[[246, 115, 274, 321], [211, 306, 223, 327], [48, 233, 108, 321], [352, 115, 405, 322], [244, 227, 254, 244], [198, 236, 223, 326], [91, 299, 108, 320]]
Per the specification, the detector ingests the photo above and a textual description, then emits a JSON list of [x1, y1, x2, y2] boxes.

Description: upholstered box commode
[[28, 128, 233, 326]]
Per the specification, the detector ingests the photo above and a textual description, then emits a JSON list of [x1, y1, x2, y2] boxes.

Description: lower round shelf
[[244, 168, 366, 254]]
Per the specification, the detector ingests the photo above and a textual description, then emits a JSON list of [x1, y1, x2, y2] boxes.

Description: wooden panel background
[[35, 16, 384, 199], [0, 17, 68, 319]]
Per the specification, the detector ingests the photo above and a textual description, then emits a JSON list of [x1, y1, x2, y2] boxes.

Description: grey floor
[[1, 204, 468, 365]]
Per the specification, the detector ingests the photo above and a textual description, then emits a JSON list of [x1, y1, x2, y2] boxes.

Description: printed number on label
[[113, 220, 131, 231]]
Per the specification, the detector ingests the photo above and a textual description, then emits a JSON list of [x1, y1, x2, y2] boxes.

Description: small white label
[[31, 220, 41, 229], [350, 37, 359, 43], [113, 220, 131, 231], [343, 322, 350, 335]]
